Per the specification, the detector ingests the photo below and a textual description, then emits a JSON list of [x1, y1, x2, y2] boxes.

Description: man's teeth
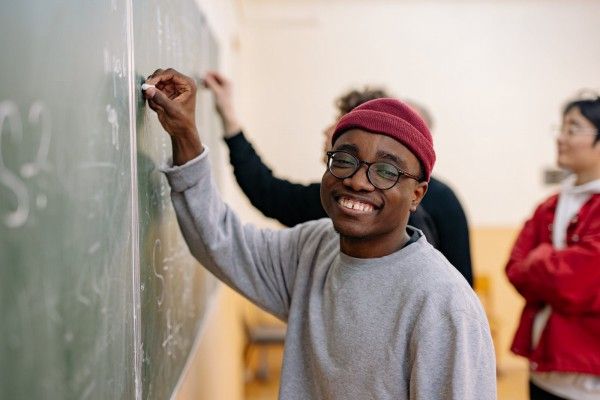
[[338, 197, 374, 212]]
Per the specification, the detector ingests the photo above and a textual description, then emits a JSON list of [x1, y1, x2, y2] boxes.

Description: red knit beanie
[[332, 98, 436, 181]]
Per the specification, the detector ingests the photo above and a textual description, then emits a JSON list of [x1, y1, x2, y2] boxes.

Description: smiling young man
[[144, 68, 496, 399], [320, 107, 433, 259]]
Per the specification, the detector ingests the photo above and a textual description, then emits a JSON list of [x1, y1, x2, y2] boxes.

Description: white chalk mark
[[92, 271, 102, 296], [109, 54, 125, 97], [76, 288, 91, 306], [113, 56, 124, 77], [35, 194, 47, 209], [0, 169, 29, 228], [21, 101, 52, 178], [80, 380, 96, 400], [152, 239, 165, 307], [156, 7, 163, 45], [161, 332, 174, 349], [0, 101, 29, 228], [75, 269, 91, 306], [161, 308, 183, 358], [103, 47, 111, 73], [88, 241, 101, 255], [105, 105, 119, 150], [161, 309, 174, 351], [64, 331, 74, 343]]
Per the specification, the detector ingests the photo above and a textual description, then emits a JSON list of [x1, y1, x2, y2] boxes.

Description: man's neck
[[339, 230, 411, 259]]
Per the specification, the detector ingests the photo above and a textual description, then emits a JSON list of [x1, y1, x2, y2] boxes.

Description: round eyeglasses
[[326, 150, 421, 190]]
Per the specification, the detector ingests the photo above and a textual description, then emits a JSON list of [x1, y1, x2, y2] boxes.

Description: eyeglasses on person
[[552, 124, 599, 138], [326, 150, 421, 190]]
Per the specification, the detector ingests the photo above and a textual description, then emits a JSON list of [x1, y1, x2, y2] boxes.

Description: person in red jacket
[[506, 95, 600, 400]]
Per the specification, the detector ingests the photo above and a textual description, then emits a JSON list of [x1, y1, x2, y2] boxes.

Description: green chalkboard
[[0, 1, 219, 399]]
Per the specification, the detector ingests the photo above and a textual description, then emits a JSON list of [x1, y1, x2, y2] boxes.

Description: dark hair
[[335, 87, 390, 117], [563, 94, 600, 144]]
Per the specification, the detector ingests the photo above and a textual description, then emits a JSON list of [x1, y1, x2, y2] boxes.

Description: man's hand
[[203, 71, 241, 138], [144, 68, 203, 165]]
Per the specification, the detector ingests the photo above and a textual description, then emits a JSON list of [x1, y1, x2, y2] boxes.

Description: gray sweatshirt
[[163, 149, 496, 400]]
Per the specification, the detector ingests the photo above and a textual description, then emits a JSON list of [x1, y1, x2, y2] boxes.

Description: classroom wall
[[470, 226, 525, 371], [236, 0, 600, 227]]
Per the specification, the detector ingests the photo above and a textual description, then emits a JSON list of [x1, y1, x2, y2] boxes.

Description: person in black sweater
[[404, 101, 473, 286], [203, 72, 472, 286]]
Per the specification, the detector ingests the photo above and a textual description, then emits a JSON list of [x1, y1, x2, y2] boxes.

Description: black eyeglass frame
[[326, 150, 422, 190]]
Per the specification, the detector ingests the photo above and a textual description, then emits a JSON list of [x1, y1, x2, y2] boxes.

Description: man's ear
[[410, 181, 428, 212]]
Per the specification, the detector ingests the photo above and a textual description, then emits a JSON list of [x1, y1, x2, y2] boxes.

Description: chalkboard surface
[[0, 1, 219, 399]]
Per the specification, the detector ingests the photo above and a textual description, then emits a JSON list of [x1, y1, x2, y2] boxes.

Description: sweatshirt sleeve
[[505, 205, 548, 305], [409, 308, 497, 400], [162, 148, 301, 320], [507, 217, 600, 315], [224, 132, 326, 227]]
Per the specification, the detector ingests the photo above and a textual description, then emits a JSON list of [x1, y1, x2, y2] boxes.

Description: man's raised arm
[[144, 68, 204, 165]]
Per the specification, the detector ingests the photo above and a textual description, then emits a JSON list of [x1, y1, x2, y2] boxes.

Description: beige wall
[[175, 286, 247, 400], [236, 0, 600, 226], [471, 226, 527, 371]]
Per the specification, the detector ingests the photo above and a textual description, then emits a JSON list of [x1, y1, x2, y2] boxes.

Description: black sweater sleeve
[[408, 207, 439, 249], [224, 132, 327, 227], [420, 178, 473, 287]]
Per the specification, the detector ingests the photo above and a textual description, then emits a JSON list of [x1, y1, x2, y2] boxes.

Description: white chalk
[[141, 83, 155, 91]]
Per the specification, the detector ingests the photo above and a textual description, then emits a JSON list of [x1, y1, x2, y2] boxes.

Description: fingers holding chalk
[[142, 83, 156, 98]]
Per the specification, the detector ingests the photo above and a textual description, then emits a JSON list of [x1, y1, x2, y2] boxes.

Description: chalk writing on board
[[88, 241, 101, 255], [152, 238, 165, 307], [161, 308, 183, 358], [0, 101, 28, 228], [106, 104, 120, 150], [0, 101, 28, 227], [76, 268, 92, 306], [21, 101, 51, 178], [36, 193, 47, 209], [0, 100, 53, 228], [103, 46, 126, 97], [156, 7, 163, 47], [80, 381, 96, 400]]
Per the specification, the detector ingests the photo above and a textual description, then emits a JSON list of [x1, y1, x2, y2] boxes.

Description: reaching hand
[[203, 71, 242, 137], [144, 68, 203, 165]]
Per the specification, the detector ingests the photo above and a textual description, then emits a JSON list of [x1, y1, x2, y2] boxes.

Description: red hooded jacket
[[506, 193, 600, 375]]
